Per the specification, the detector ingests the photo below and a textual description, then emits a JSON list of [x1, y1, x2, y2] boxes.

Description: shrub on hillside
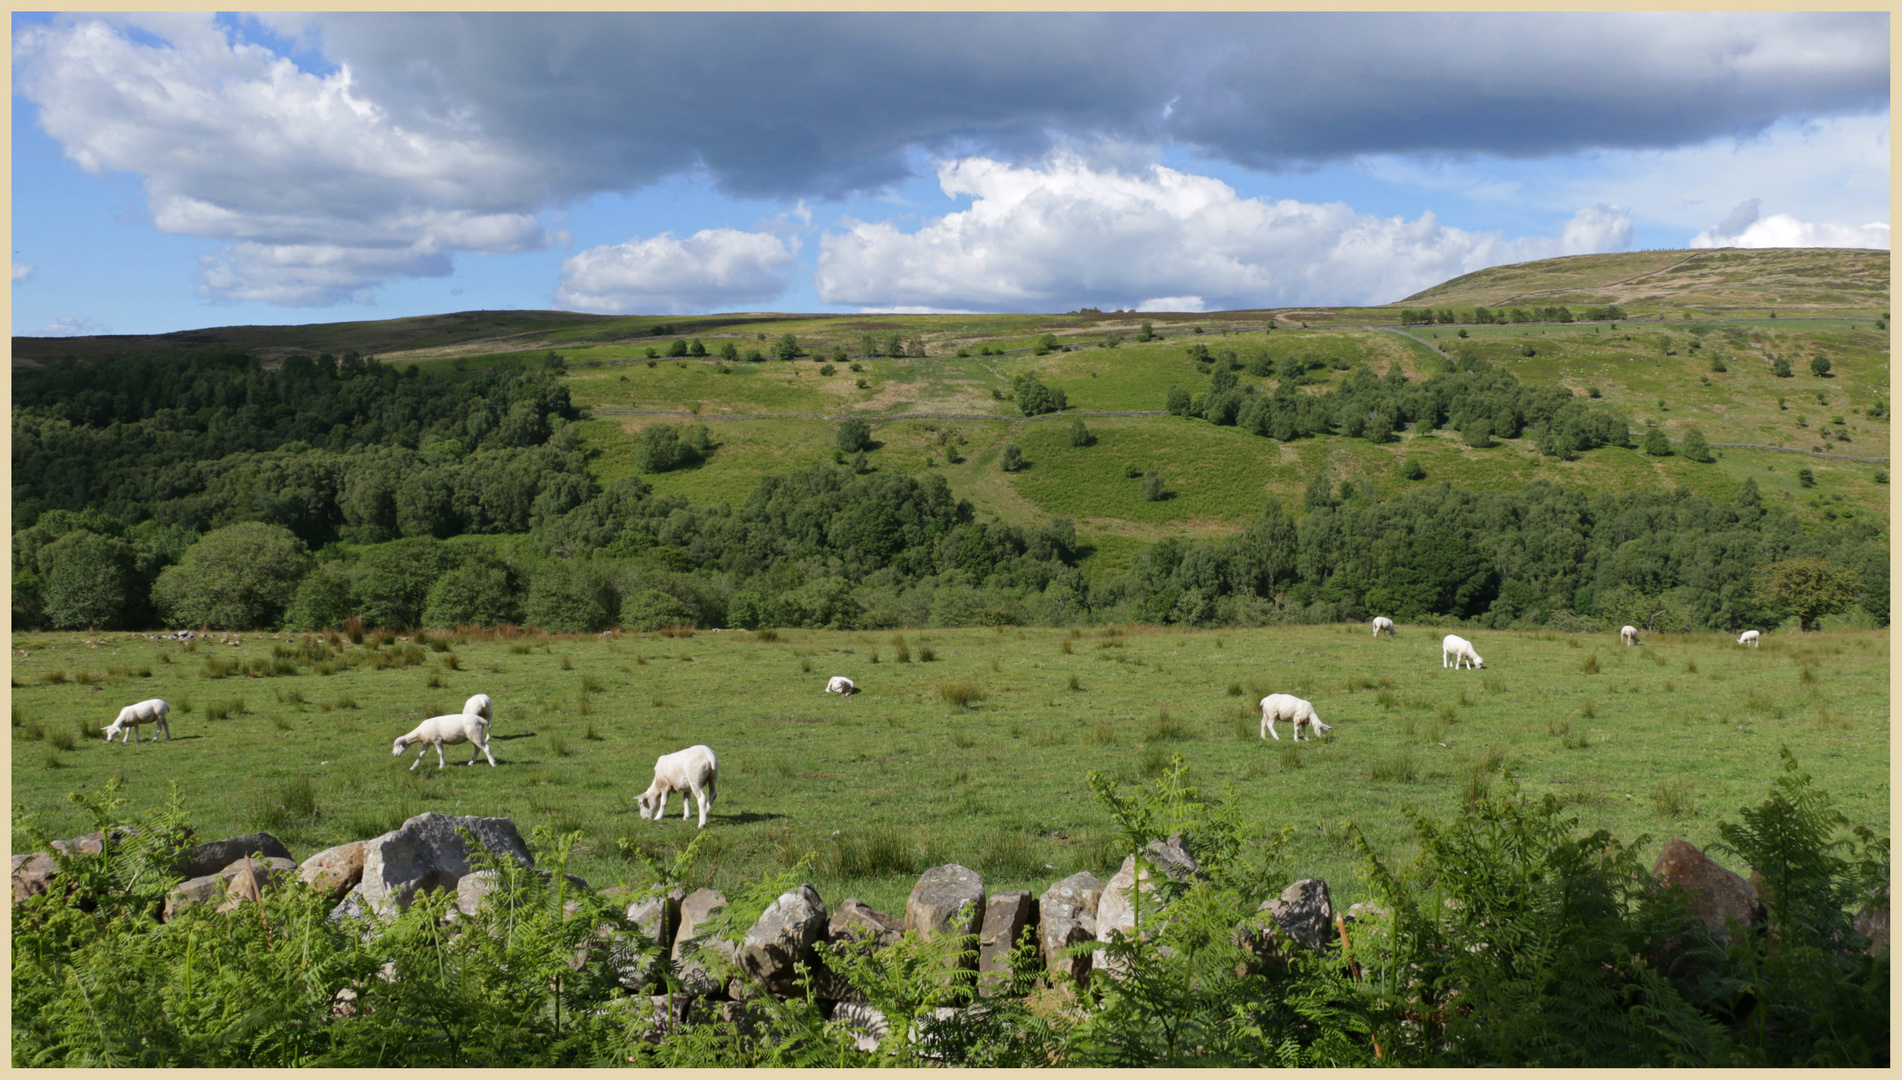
[[836, 418, 872, 454]]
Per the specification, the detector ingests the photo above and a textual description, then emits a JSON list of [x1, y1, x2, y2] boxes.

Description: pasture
[[12, 624, 1887, 915]]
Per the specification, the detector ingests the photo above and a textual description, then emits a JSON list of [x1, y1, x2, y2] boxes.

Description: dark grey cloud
[[298, 11, 1887, 200]]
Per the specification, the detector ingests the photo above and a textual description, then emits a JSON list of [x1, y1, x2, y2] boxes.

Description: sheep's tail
[[705, 767, 717, 806]]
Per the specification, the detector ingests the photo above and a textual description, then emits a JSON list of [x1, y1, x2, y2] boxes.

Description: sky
[[9, 12, 1891, 337]]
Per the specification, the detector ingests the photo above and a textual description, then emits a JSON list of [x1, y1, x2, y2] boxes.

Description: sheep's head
[[391, 737, 410, 757], [100, 724, 118, 740], [635, 792, 660, 819]]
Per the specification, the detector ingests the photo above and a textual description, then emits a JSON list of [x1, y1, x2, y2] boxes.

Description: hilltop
[[1395, 246, 1890, 316]]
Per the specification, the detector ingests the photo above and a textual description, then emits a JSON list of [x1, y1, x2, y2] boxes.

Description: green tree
[[635, 424, 703, 473], [773, 334, 801, 361], [688, 338, 707, 357], [1810, 355, 1832, 378], [1641, 427, 1672, 456], [1014, 375, 1066, 416], [621, 588, 697, 632], [351, 537, 454, 629], [1798, 468, 1816, 488], [1680, 427, 1713, 463], [666, 338, 689, 358], [1000, 444, 1026, 472], [1401, 458, 1426, 480], [718, 341, 740, 362], [1166, 386, 1192, 416], [1141, 470, 1166, 501], [1757, 557, 1860, 631], [836, 418, 872, 454], [420, 559, 522, 628], [1069, 417, 1093, 447], [284, 568, 352, 631], [152, 522, 311, 630], [1462, 418, 1495, 448], [1771, 356, 1793, 377], [1136, 320, 1155, 342], [38, 530, 137, 630], [522, 561, 614, 632]]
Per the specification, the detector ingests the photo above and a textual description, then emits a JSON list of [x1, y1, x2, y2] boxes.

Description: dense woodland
[[12, 348, 1886, 634]]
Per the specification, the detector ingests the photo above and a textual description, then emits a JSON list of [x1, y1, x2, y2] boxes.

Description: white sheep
[[102, 698, 171, 744], [462, 693, 494, 730], [1260, 694, 1332, 742], [1442, 634, 1484, 670], [1620, 625, 1640, 646], [392, 713, 497, 771], [636, 744, 719, 828], [1737, 629, 1761, 647], [1372, 616, 1396, 638], [825, 676, 858, 695]]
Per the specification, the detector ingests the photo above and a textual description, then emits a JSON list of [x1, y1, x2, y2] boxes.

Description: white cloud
[[815, 156, 1634, 311], [14, 15, 552, 305], [12, 262, 35, 284], [556, 228, 797, 314], [1691, 198, 1890, 250], [38, 316, 109, 336]]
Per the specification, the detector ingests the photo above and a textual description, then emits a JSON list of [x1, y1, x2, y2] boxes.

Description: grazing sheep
[[392, 713, 497, 771], [636, 744, 719, 828], [1737, 629, 1761, 647], [1260, 694, 1332, 742], [1620, 625, 1640, 646], [825, 676, 858, 695], [1442, 634, 1484, 670], [462, 693, 494, 730], [102, 698, 171, 744], [1372, 616, 1396, 638]]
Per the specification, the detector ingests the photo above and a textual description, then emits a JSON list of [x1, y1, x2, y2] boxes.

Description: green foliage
[[1011, 374, 1067, 417], [1141, 471, 1166, 502], [420, 557, 522, 628], [152, 523, 311, 630], [1755, 557, 1860, 631], [772, 334, 801, 362], [634, 424, 710, 473], [1642, 427, 1673, 456], [284, 568, 352, 632], [521, 561, 616, 633], [834, 418, 871, 454], [1068, 416, 1092, 447], [1681, 426, 1713, 463], [351, 537, 455, 630], [38, 530, 138, 630], [1810, 355, 1832, 378], [1772, 356, 1793, 378], [1000, 445, 1026, 473]]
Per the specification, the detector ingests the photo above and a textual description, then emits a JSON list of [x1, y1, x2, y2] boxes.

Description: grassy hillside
[[14, 249, 1889, 561], [1396, 247, 1891, 316], [11, 625, 1888, 915]]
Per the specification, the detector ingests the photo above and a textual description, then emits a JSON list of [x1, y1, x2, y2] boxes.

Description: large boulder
[[174, 832, 293, 880], [214, 856, 298, 913], [298, 842, 365, 903], [830, 897, 905, 948], [1652, 839, 1760, 947], [906, 864, 985, 942], [1266, 878, 1335, 951], [977, 891, 1037, 995], [673, 887, 734, 995], [165, 856, 297, 919], [602, 885, 688, 990], [1039, 872, 1104, 984], [454, 867, 590, 917], [1143, 834, 1201, 882], [359, 813, 533, 917], [12, 852, 61, 904], [736, 883, 829, 996]]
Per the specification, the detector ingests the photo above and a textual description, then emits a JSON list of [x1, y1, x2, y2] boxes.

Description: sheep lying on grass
[[1442, 634, 1484, 670], [1372, 616, 1395, 638], [462, 693, 494, 730], [103, 699, 170, 744], [1259, 694, 1332, 742], [825, 676, 858, 695], [636, 744, 719, 828], [1621, 625, 1640, 646], [392, 713, 497, 771], [1737, 630, 1761, 647]]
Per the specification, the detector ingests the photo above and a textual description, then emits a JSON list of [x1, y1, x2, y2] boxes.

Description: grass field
[[13, 625, 1887, 916]]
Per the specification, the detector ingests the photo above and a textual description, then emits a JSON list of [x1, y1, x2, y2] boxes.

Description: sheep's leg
[[690, 784, 707, 828], [435, 742, 448, 770], [1265, 716, 1279, 740]]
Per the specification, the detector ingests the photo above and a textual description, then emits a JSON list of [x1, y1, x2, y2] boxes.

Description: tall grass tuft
[[937, 681, 987, 708], [1653, 779, 1699, 818], [1579, 652, 1601, 674], [1067, 673, 1081, 692], [1367, 752, 1418, 783], [1144, 709, 1191, 742], [978, 830, 1042, 879], [832, 827, 917, 879]]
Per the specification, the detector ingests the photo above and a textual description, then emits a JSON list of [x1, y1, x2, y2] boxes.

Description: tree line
[[11, 349, 1885, 634]]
